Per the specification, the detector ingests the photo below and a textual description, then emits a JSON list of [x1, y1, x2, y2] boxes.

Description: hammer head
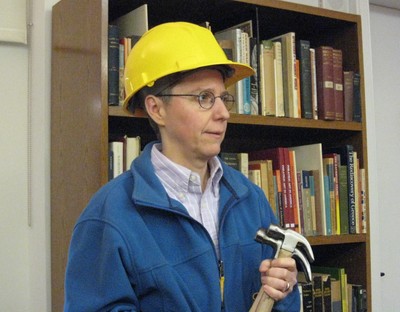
[[255, 224, 315, 283]]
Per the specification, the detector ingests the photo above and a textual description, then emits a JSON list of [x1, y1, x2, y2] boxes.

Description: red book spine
[[333, 49, 344, 120], [316, 46, 335, 120]]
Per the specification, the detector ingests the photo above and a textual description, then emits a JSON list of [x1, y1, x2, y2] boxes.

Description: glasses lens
[[198, 91, 214, 109], [221, 94, 235, 111]]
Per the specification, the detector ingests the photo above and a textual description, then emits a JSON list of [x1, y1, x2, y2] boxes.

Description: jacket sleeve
[[64, 219, 139, 312]]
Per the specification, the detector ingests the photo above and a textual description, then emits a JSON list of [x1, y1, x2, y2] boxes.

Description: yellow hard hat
[[123, 21, 255, 112]]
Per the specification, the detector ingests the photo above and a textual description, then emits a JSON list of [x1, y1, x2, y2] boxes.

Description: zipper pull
[[219, 260, 225, 304]]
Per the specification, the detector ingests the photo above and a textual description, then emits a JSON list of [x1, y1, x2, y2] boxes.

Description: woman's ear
[[144, 95, 166, 127]]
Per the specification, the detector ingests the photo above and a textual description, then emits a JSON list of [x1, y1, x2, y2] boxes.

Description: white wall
[[1, 0, 397, 310], [0, 43, 30, 311], [370, 4, 400, 310], [0, 0, 57, 310]]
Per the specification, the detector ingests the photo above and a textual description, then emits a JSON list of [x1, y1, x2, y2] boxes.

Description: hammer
[[249, 224, 315, 312]]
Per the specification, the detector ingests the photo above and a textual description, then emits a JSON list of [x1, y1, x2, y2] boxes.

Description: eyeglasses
[[156, 90, 235, 111]]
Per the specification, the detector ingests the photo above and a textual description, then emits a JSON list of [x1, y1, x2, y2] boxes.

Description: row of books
[[107, 8, 361, 122], [299, 267, 367, 312], [109, 135, 141, 180], [221, 143, 367, 236], [108, 4, 149, 106], [215, 21, 361, 122]]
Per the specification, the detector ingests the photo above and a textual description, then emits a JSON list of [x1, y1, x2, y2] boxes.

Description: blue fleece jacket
[[64, 142, 300, 311]]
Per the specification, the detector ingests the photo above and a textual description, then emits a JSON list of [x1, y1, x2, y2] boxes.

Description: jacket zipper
[[219, 259, 225, 309]]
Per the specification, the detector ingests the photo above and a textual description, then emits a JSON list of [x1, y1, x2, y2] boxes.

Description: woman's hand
[[258, 257, 298, 301]]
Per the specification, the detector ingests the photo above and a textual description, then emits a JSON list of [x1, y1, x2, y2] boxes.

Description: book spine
[[241, 31, 251, 115], [339, 165, 349, 234], [108, 25, 120, 106], [309, 48, 318, 120], [301, 170, 313, 236], [353, 72, 362, 122], [347, 147, 356, 234], [297, 40, 313, 119], [343, 71, 354, 121], [273, 41, 285, 117], [249, 37, 259, 115], [333, 49, 344, 121], [287, 32, 299, 118], [261, 40, 276, 116], [316, 46, 335, 120]]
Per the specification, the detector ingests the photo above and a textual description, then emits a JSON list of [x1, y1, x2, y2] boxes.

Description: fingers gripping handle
[[249, 249, 292, 312]]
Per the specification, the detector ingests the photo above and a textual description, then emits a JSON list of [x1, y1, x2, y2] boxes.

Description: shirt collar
[[151, 143, 223, 195]]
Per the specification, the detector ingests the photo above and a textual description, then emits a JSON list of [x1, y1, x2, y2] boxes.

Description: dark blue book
[[297, 39, 313, 119], [108, 24, 120, 106]]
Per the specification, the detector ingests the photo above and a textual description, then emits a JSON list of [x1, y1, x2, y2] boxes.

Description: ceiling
[[369, 0, 400, 10]]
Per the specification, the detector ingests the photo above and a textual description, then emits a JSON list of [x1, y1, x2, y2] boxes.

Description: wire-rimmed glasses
[[156, 90, 235, 111]]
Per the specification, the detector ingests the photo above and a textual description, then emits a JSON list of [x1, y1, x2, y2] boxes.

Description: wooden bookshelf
[[51, 0, 370, 310]]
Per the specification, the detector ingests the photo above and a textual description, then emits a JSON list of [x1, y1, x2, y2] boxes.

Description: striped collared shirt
[[151, 143, 223, 255]]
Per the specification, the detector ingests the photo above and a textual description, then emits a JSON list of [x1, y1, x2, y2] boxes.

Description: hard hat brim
[[123, 62, 255, 113]]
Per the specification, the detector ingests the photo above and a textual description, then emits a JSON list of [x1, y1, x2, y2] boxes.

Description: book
[[316, 46, 335, 120], [274, 41, 285, 117], [249, 37, 259, 115], [323, 154, 339, 235], [360, 168, 367, 234], [109, 141, 123, 179], [249, 148, 293, 229], [353, 151, 360, 233], [124, 135, 141, 171], [310, 47, 318, 120], [297, 39, 313, 119], [250, 159, 276, 215], [323, 175, 332, 236], [296, 59, 302, 118], [289, 150, 301, 233], [320, 273, 332, 312], [333, 49, 344, 121], [260, 40, 276, 116], [218, 38, 237, 107], [215, 28, 244, 113], [313, 266, 348, 312], [301, 170, 315, 236], [312, 274, 324, 311], [270, 32, 298, 118], [220, 152, 248, 177], [113, 4, 148, 38], [343, 71, 354, 121], [118, 41, 125, 105], [108, 24, 120, 106], [338, 165, 349, 234], [299, 281, 313, 312], [248, 169, 262, 188], [325, 153, 341, 234], [331, 279, 342, 312], [249, 161, 270, 201], [353, 72, 361, 122], [288, 143, 326, 235], [274, 169, 284, 226], [241, 31, 251, 115], [325, 145, 356, 234]]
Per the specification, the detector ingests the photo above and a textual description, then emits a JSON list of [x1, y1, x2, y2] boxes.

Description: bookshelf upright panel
[[51, 0, 109, 310]]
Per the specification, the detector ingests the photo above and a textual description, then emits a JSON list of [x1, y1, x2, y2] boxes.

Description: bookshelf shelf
[[307, 234, 367, 246], [109, 106, 363, 131], [52, 0, 371, 310]]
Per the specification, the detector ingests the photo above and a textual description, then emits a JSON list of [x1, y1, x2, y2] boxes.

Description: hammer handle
[[249, 249, 292, 312]]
